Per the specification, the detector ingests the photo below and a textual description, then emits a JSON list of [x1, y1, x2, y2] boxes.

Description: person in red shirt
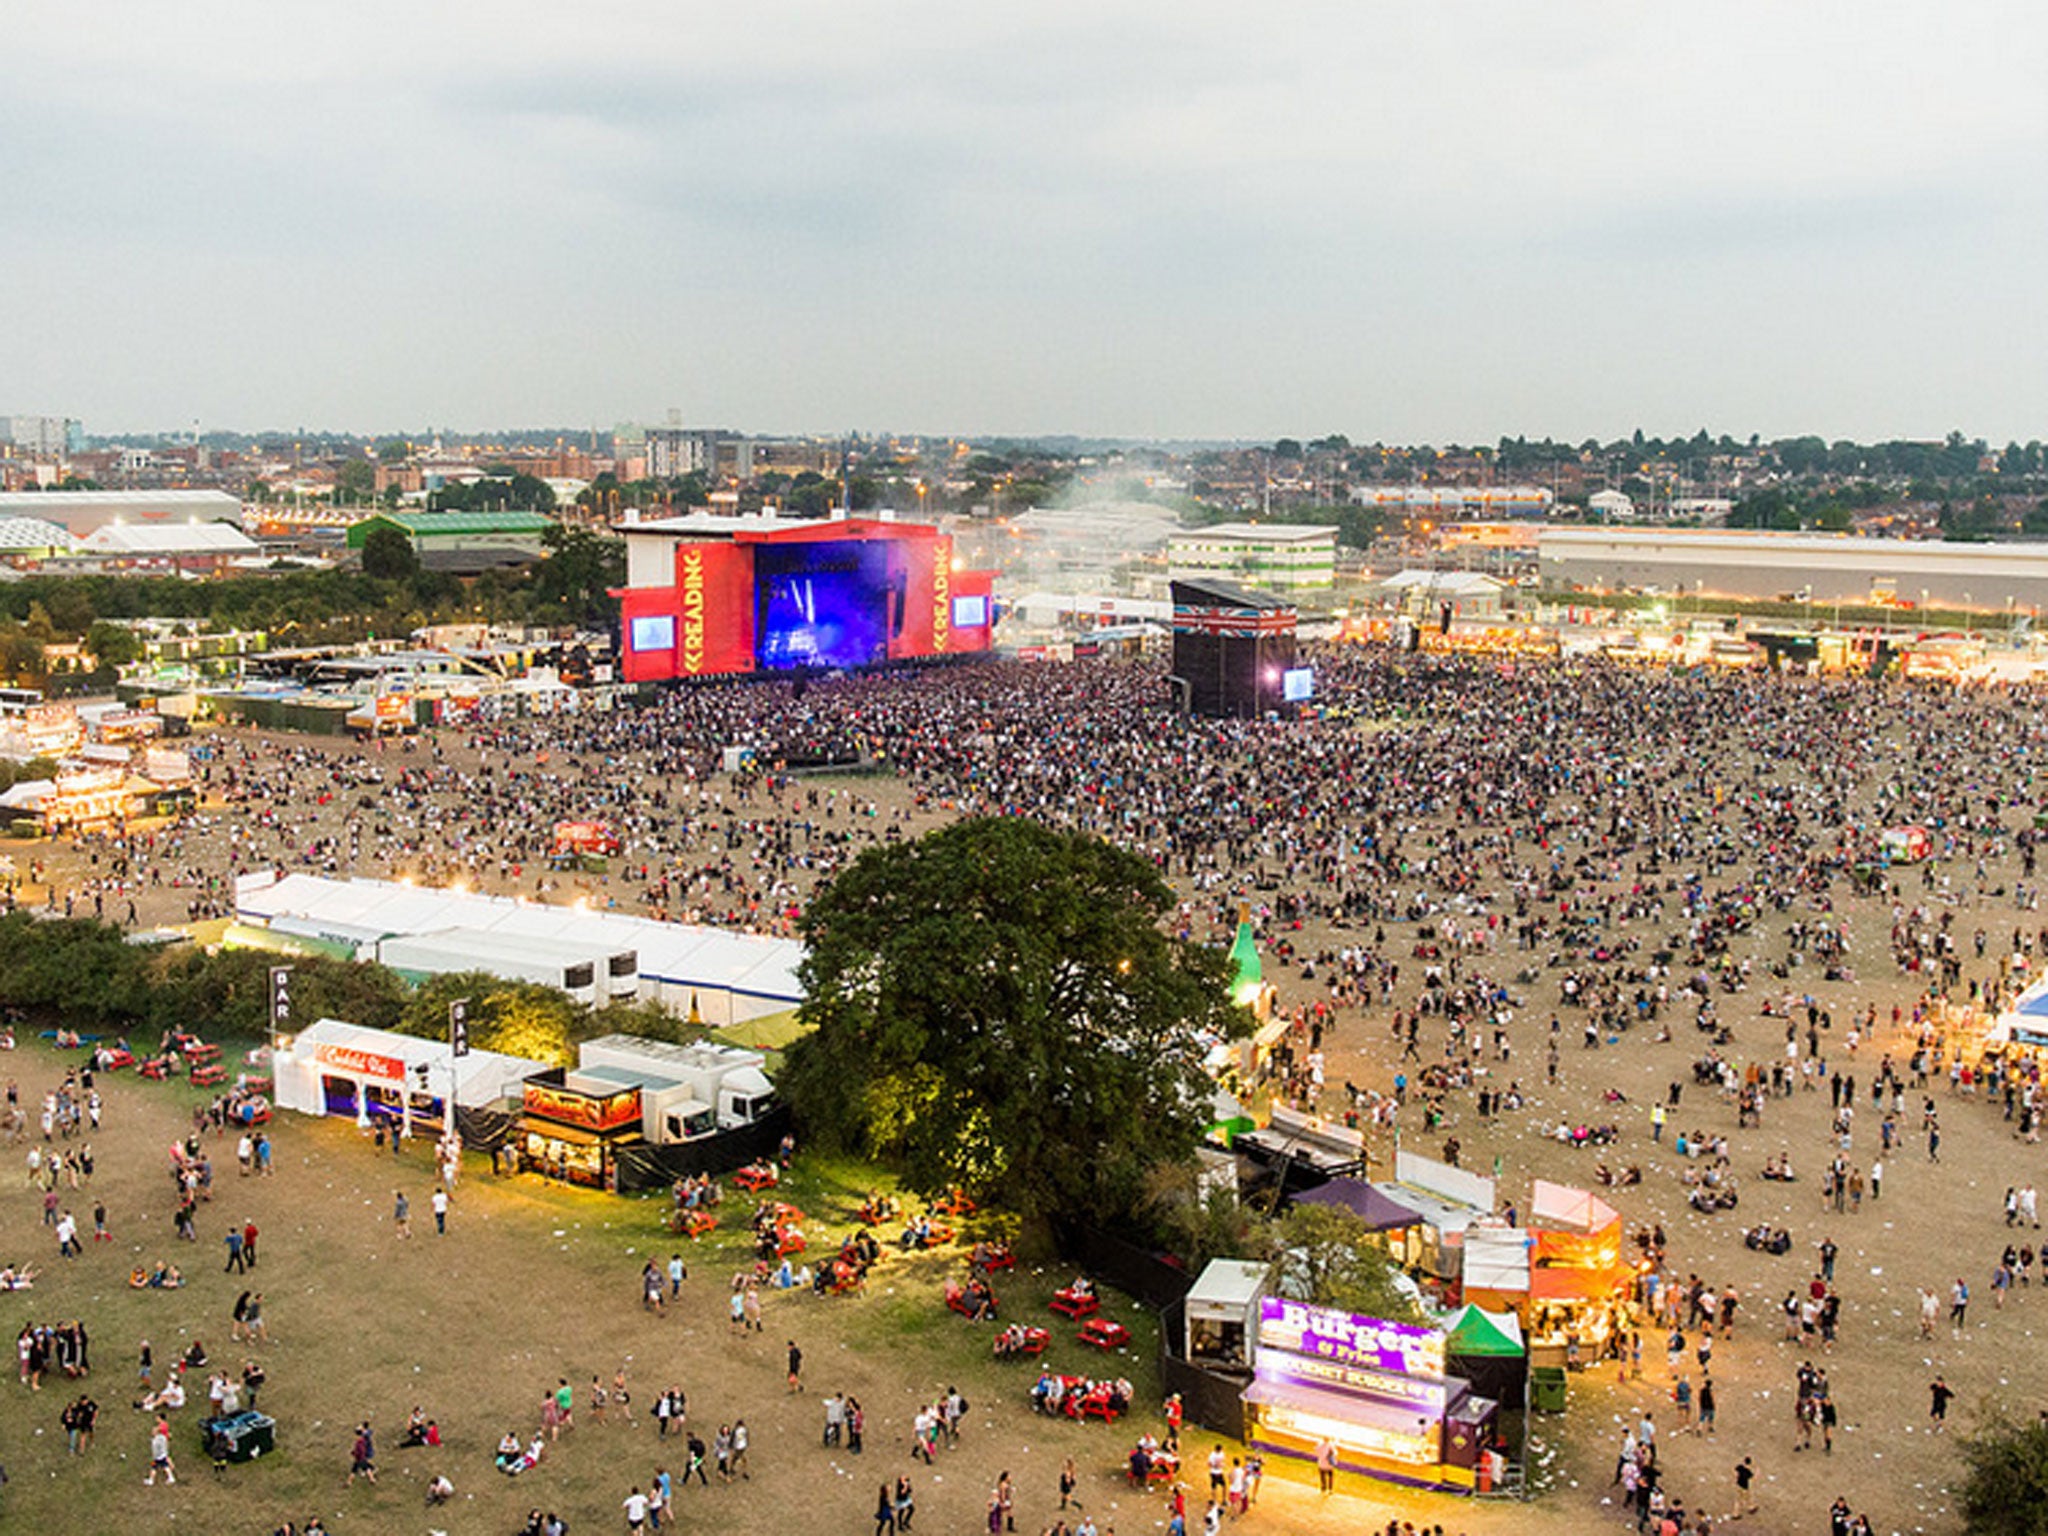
[[1164, 1393, 1183, 1452]]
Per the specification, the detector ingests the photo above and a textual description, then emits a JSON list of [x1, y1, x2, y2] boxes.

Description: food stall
[[1372, 1151, 1496, 1286], [1520, 1181, 1635, 1365], [273, 1018, 545, 1136], [1984, 975, 2048, 1062], [1245, 1298, 1497, 1493], [519, 1070, 645, 1190]]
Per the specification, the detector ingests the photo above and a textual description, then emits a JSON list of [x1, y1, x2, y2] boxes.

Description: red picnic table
[[1079, 1317, 1131, 1350], [1050, 1286, 1100, 1319]]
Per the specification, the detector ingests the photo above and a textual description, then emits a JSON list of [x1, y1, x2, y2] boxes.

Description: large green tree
[[359, 523, 420, 581], [781, 818, 1248, 1223], [1961, 1410, 2048, 1534]]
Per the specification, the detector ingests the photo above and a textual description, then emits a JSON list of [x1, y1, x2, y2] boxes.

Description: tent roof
[[235, 872, 804, 1004], [1295, 1178, 1425, 1231], [1444, 1305, 1525, 1357], [1530, 1178, 1620, 1233]]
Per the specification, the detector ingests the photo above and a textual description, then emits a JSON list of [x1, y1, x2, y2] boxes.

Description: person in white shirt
[[624, 1485, 649, 1530]]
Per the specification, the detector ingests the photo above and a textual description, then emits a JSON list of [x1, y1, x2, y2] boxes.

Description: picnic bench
[[1050, 1286, 1100, 1320], [1079, 1317, 1131, 1351]]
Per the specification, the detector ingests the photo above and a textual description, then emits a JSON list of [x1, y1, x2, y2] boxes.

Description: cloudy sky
[[8, 2, 2048, 442]]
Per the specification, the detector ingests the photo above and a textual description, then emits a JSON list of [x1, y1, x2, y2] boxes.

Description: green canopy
[[1443, 1304, 1525, 1357]]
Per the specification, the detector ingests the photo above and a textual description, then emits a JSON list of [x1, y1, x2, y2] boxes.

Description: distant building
[[0, 517, 73, 565], [646, 428, 750, 480], [0, 417, 76, 457], [1539, 527, 2048, 610], [345, 510, 553, 573], [1349, 485, 1555, 517], [1168, 523, 1338, 591], [0, 488, 242, 536], [1588, 490, 1636, 521], [74, 521, 260, 574]]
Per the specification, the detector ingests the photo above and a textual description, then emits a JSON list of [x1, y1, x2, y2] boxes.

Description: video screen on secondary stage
[[629, 615, 676, 653], [753, 539, 905, 670], [952, 594, 989, 629]]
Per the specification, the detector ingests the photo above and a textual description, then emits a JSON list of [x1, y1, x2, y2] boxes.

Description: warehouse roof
[[0, 517, 73, 550], [79, 522, 259, 555], [346, 511, 553, 545]]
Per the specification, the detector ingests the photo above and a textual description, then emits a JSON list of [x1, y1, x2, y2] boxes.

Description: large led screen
[[752, 539, 904, 670]]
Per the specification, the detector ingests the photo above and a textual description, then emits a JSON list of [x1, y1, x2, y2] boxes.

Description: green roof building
[[346, 510, 553, 572]]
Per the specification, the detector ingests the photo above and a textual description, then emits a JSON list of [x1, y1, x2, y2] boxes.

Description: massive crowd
[[19, 648, 2048, 1533]]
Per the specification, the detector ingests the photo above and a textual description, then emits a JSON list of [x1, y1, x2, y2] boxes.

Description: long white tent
[[235, 872, 804, 1025]]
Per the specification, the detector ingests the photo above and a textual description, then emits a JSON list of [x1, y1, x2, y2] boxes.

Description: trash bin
[[201, 1411, 276, 1463], [1530, 1366, 1567, 1414]]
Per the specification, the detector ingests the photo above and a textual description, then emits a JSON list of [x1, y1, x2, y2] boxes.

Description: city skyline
[[8, 1, 2048, 441]]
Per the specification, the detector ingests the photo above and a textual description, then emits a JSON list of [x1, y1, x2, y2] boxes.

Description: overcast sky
[[8, 2, 2048, 443]]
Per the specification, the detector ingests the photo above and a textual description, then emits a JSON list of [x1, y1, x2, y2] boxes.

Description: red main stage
[[614, 514, 995, 684]]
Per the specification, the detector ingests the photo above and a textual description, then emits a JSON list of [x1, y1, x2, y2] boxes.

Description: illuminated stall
[[1520, 1181, 1635, 1363], [1246, 1298, 1497, 1493], [519, 1070, 645, 1190]]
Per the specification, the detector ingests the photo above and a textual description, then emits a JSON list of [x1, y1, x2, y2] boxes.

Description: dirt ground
[[3, 691, 2040, 1535]]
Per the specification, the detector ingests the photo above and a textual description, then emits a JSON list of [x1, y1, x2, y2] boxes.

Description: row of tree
[[0, 528, 625, 680], [0, 912, 694, 1064]]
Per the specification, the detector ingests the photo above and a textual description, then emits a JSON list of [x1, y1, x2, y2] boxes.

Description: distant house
[[1588, 490, 1636, 521], [346, 510, 553, 573]]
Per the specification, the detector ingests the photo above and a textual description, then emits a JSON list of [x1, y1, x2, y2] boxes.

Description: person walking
[[1733, 1455, 1757, 1515], [1930, 1375, 1955, 1431], [432, 1187, 449, 1236], [348, 1420, 377, 1484], [241, 1220, 258, 1267], [223, 1226, 246, 1274], [875, 1482, 898, 1536], [1314, 1437, 1337, 1493], [786, 1339, 803, 1393], [145, 1415, 175, 1485]]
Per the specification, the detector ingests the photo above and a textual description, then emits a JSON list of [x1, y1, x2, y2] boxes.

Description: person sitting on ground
[[400, 1406, 431, 1448], [426, 1472, 455, 1506], [137, 1372, 187, 1413], [495, 1431, 523, 1473], [181, 1341, 207, 1370]]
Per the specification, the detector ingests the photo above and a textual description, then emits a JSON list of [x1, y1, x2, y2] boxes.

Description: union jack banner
[[1173, 604, 1296, 637]]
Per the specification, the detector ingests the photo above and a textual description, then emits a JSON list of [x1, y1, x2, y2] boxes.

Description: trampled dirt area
[[5, 678, 2041, 1536]]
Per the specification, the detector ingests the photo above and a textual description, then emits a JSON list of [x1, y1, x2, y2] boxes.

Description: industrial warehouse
[[1538, 526, 2048, 610]]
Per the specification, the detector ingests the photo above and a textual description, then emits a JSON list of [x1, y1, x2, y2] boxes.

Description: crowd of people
[[16, 649, 2048, 1533]]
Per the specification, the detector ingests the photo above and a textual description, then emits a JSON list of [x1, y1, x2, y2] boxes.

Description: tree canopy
[[1272, 1205, 1423, 1324], [1961, 1410, 2048, 1535], [780, 818, 1249, 1224]]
